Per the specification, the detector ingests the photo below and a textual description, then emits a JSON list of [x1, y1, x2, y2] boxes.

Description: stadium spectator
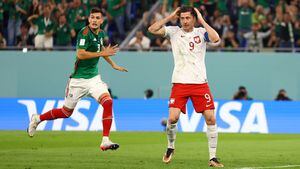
[[220, 15, 239, 49], [7, 0, 29, 46], [27, 4, 55, 49], [252, 5, 265, 24], [295, 20, 300, 48], [233, 86, 253, 100], [104, 0, 126, 42], [68, 0, 87, 34], [0, 1, 4, 33], [267, 30, 280, 48], [275, 89, 292, 101], [128, 30, 150, 51], [278, 13, 295, 50], [237, 0, 254, 47], [144, 89, 154, 99], [243, 23, 272, 52], [0, 31, 7, 48], [54, 14, 76, 47], [28, 0, 42, 16], [16, 23, 34, 47], [221, 30, 239, 49]]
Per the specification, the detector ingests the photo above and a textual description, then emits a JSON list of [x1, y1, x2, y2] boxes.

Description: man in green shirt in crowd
[[104, 0, 126, 39], [28, 7, 128, 151], [27, 4, 54, 49], [54, 14, 76, 46]]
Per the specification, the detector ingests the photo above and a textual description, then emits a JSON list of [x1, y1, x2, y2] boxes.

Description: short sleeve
[[164, 26, 179, 37], [76, 31, 89, 50]]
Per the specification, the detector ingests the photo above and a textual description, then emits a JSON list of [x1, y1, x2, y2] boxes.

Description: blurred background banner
[[0, 98, 299, 133]]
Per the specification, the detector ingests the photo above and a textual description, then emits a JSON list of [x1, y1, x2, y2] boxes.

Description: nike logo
[[180, 35, 185, 38], [206, 104, 212, 107]]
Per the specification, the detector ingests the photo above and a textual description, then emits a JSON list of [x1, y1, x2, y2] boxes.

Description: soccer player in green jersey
[[27, 8, 127, 151]]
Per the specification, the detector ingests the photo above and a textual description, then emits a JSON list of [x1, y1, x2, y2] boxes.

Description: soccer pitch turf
[[0, 131, 299, 169]]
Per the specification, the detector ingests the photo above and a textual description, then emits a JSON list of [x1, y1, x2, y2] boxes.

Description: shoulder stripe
[[82, 27, 89, 36]]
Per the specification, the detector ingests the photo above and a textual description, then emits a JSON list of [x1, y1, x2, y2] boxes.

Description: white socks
[[102, 136, 109, 143], [207, 124, 218, 160], [166, 122, 177, 149]]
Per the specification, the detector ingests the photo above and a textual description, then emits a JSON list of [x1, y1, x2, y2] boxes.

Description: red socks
[[40, 107, 73, 121], [100, 95, 113, 137]]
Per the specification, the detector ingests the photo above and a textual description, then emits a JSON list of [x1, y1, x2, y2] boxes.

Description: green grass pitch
[[0, 131, 300, 169]]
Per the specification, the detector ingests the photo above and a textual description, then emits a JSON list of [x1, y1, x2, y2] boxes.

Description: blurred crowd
[[0, 0, 156, 49], [140, 0, 300, 51], [0, 0, 299, 51], [233, 86, 292, 101]]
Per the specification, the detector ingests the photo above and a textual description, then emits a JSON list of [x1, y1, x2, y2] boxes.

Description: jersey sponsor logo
[[93, 38, 97, 41], [79, 39, 85, 46]]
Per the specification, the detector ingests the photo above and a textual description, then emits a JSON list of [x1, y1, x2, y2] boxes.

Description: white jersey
[[165, 26, 209, 84]]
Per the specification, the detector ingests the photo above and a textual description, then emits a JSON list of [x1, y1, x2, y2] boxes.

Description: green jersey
[[55, 23, 72, 46], [71, 26, 105, 79]]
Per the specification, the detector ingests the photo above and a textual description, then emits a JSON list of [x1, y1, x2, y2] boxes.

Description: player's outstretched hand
[[102, 44, 119, 56], [113, 65, 128, 72]]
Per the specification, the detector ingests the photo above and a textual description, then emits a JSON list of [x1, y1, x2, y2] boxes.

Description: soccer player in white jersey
[[148, 7, 224, 167]]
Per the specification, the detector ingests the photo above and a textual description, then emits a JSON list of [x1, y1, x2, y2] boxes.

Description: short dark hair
[[90, 7, 103, 15], [179, 6, 197, 19]]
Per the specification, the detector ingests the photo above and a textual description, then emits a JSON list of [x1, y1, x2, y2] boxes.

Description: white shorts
[[34, 34, 53, 49], [64, 75, 109, 109]]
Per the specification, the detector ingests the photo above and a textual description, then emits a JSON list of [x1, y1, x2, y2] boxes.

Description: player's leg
[[163, 84, 188, 163], [163, 107, 181, 163], [89, 76, 119, 151], [190, 83, 223, 167], [27, 78, 87, 137], [203, 110, 223, 167]]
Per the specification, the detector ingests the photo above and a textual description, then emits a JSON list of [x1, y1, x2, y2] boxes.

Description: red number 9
[[189, 42, 194, 51]]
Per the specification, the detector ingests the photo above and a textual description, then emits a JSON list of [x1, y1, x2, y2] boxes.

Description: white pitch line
[[237, 165, 300, 169]]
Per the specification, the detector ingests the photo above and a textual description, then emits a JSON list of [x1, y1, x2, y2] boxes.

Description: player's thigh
[[169, 84, 189, 113], [34, 35, 44, 48], [88, 75, 110, 101], [44, 37, 53, 48], [64, 78, 88, 109], [190, 84, 215, 113]]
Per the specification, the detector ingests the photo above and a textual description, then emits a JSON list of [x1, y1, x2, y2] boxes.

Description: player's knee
[[99, 94, 113, 107], [168, 117, 179, 124], [206, 117, 216, 125], [101, 99, 113, 119], [62, 107, 74, 118]]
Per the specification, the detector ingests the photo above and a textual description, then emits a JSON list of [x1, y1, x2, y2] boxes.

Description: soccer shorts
[[168, 83, 215, 113], [64, 75, 109, 109]]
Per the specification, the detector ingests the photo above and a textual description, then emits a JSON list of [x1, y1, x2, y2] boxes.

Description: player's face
[[88, 12, 103, 29], [180, 12, 196, 32]]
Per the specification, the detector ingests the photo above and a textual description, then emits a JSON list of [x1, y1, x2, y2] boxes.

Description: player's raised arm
[[194, 7, 220, 44], [77, 44, 119, 60], [148, 7, 180, 37]]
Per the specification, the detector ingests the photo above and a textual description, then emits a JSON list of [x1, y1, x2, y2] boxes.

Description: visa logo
[[18, 99, 117, 131]]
